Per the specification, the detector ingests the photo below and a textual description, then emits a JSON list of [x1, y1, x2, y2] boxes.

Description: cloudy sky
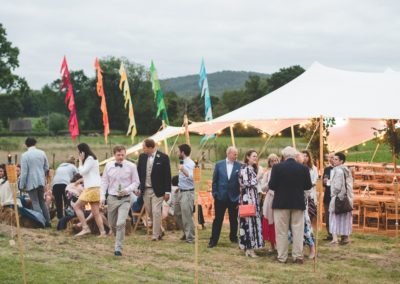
[[1, 0, 400, 89]]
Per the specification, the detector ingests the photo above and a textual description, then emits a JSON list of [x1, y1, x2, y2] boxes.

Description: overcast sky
[[1, 0, 400, 89]]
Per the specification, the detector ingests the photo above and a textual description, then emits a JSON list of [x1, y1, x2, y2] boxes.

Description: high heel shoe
[[245, 249, 258, 258]]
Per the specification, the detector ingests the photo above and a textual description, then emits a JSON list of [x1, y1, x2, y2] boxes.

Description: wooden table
[[353, 194, 395, 203]]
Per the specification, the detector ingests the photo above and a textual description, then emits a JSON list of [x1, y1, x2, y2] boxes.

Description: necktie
[[115, 163, 123, 168]]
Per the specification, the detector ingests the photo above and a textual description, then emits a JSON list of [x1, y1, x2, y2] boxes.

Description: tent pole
[[392, 120, 397, 173], [162, 120, 169, 155], [370, 142, 380, 163], [291, 125, 296, 149], [230, 125, 236, 147], [184, 114, 190, 146], [393, 177, 399, 242]]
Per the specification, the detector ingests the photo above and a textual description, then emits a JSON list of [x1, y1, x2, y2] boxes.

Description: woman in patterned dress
[[238, 150, 264, 257]]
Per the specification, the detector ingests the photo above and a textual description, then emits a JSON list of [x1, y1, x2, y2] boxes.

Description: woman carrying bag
[[238, 150, 264, 257], [329, 152, 353, 245]]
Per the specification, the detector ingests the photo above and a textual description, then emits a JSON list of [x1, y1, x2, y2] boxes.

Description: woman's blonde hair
[[267, 153, 279, 168]]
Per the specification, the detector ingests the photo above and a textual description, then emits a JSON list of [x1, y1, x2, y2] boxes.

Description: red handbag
[[238, 204, 256, 217]]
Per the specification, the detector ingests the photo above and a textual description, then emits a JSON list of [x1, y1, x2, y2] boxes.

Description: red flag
[[94, 58, 110, 143], [60, 56, 79, 141]]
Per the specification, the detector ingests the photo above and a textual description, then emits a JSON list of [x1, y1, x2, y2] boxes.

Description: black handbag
[[334, 172, 353, 214]]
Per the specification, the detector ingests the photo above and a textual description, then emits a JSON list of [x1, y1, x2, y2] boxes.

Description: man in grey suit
[[208, 146, 241, 248], [20, 137, 51, 226]]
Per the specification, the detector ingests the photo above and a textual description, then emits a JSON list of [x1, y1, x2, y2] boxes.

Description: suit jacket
[[323, 166, 333, 205], [212, 160, 241, 203], [268, 158, 312, 210], [20, 147, 49, 191], [137, 150, 171, 198]]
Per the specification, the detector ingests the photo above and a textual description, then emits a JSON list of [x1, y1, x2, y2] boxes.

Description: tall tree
[[0, 23, 20, 92]]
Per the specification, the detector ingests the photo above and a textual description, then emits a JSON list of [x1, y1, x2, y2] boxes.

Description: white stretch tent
[[188, 62, 400, 151]]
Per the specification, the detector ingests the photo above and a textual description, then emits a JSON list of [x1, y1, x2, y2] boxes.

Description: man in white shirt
[[101, 145, 140, 256]]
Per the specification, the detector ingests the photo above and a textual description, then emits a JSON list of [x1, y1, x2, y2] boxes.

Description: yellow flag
[[119, 63, 137, 143]]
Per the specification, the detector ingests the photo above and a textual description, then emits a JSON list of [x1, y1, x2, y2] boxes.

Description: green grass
[[1, 224, 399, 283]]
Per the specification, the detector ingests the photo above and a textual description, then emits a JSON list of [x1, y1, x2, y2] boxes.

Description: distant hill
[[160, 70, 269, 98]]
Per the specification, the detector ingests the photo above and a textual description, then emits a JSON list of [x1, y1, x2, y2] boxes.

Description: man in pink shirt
[[101, 145, 140, 256]]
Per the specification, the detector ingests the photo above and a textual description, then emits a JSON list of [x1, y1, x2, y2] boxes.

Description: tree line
[[0, 23, 305, 136]]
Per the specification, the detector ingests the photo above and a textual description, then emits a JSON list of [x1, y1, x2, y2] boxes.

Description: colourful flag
[[149, 61, 169, 124], [94, 58, 110, 143], [60, 56, 79, 142], [119, 62, 137, 143], [199, 59, 214, 142]]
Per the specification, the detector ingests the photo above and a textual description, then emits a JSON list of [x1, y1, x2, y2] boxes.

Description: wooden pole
[[314, 115, 324, 272], [6, 165, 27, 284], [230, 125, 236, 147], [392, 120, 397, 173], [193, 165, 201, 284], [291, 125, 296, 149], [370, 143, 380, 163], [184, 114, 190, 146], [162, 120, 169, 155], [394, 177, 399, 241]]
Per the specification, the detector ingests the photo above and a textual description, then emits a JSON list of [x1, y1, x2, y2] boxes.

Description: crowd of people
[[0, 137, 353, 262]]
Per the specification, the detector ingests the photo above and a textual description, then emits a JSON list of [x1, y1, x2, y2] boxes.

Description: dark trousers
[[53, 184, 68, 219], [324, 203, 331, 236], [209, 199, 238, 244]]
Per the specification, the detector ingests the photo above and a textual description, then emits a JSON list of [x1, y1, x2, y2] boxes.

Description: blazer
[[137, 150, 171, 198], [20, 147, 49, 191], [212, 160, 241, 203], [268, 158, 312, 210]]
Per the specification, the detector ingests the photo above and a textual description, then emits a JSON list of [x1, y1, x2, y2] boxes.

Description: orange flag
[[94, 58, 110, 143]]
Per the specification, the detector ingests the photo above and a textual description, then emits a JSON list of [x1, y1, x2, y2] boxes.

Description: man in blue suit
[[208, 146, 241, 248]]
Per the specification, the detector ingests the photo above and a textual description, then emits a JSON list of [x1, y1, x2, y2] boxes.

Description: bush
[[0, 139, 20, 151], [49, 113, 68, 135]]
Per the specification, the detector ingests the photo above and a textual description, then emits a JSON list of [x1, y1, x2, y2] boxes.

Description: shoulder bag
[[334, 171, 353, 214]]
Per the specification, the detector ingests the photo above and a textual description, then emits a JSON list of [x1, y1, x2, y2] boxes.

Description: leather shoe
[[293, 258, 304, 264], [323, 235, 333, 241], [207, 242, 216, 248], [114, 251, 122, 256], [180, 235, 186, 241], [230, 238, 238, 243]]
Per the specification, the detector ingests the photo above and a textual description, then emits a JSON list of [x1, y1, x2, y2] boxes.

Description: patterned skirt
[[78, 187, 100, 203], [239, 186, 264, 250]]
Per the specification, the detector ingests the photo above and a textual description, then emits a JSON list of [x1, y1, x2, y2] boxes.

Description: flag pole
[[184, 114, 190, 145], [291, 125, 296, 149], [230, 125, 236, 147], [162, 120, 169, 155]]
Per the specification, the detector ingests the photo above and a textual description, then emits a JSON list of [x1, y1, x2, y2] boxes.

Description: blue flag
[[199, 59, 215, 143]]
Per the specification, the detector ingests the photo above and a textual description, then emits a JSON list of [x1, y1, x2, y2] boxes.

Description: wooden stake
[[230, 125, 236, 147], [194, 166, 201, 284]]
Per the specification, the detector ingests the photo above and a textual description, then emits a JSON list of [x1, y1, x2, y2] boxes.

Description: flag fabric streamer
[[199, 59, 215, 143], [94, 58, 110, 143], [119, 62, 137, 143], [149, 61, 169, 124], [60, 56, 79, 142]]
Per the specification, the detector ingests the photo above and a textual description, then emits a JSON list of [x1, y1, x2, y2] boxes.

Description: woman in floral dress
[[238, 150, 264, 257]]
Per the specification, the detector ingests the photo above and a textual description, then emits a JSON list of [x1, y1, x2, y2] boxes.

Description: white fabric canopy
[[99, 126, 185, 165], [188, 62, 400, 151]]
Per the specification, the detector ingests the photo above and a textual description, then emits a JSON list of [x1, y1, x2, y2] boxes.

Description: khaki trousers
[[174, 191, 195, 242], [144, 188, 164, 239], [107, 195, 131, 252], [274, 209, 304, 262]]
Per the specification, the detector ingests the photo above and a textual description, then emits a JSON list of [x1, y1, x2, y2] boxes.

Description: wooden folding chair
[[131, 206, 150, 235], [362, 200, 385, 231], [352, 199, 361, 227], [385, 202, 398, 231]]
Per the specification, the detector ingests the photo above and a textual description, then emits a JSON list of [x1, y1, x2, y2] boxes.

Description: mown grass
[[1, 224, 399, 283]]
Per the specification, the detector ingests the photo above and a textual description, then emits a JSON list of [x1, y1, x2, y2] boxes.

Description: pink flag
[[60, 56, 79, 141]]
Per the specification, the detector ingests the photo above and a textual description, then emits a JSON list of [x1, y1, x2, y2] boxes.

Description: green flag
[[149, 61, 169, 124]]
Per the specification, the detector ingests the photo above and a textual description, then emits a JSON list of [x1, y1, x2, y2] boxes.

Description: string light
[[362, 142, 366, 146], [278, 132, 282, 136], [262, 133, 267, 138]]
